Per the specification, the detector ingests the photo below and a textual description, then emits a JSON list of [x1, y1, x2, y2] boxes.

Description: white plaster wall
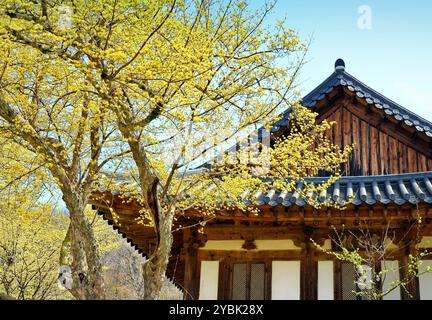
[[200, 239, 302, 251], [418, 236, 432, 249], [199, 261, 219, 300], [200, 240, 245, 250], [271, 261, 300, 300], [318, 261, 334, 300], [256, 240, 302, 250], [381, 260, 401, 300], [419, 260, 432, 300]]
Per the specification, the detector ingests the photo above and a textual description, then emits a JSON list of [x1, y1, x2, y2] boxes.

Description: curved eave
[[252, 171, 432, 208]]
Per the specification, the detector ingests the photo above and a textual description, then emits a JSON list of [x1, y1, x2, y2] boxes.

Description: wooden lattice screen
[[231, 262, 267, 300]]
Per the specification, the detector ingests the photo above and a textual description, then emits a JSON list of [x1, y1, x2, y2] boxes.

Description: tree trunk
[[142, 208, 174, 300], [117, 122, 176, 300], [61, 196, 105, 300]]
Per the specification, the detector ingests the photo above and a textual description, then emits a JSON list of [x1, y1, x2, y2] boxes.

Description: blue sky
[[253, 0, 432, 121]]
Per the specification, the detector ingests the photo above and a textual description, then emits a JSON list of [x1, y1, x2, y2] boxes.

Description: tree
[[0, 203, 123, 300], [0, 141, 120, 300], [0, 138, 122, 299], [0, 138, 67, 299], [0, 0, 351, 299], [0, 0, 131, 298], [0, 184, 69, 300]]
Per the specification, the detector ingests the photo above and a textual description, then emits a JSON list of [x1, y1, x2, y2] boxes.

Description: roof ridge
[[301, 71, 339, 103], [301, 68, 432, 136], [340, 71, 432, 128]]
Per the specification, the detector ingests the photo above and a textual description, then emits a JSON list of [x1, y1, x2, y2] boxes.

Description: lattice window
[[250, 263, 265, 300], [231, 262, 267, 300], [341, 262, 357, 300], [338, 261, 390, 300], [232, 263, 247, 300]]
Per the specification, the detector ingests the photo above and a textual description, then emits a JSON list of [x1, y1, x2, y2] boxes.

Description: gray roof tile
[[253, 172, 432, 207]]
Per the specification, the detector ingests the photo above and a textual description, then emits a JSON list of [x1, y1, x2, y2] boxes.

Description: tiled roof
[[99, 171, 432, 207], [271, 59, 432, 136], [254, 171, 432, 207]]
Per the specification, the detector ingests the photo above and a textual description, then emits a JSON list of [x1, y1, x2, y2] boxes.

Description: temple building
[[91, 59, 432, 300]]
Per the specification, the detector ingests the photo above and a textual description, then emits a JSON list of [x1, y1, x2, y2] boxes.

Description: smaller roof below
[[256, 171, 432, 207]]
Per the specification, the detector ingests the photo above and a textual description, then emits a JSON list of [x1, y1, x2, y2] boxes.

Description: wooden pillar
[[303, 242, 318, 300], [182, 228, 206, 300], [395, 221, 422, 300], [400, 242, 420, 300], [299, 227, 318, 300]]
